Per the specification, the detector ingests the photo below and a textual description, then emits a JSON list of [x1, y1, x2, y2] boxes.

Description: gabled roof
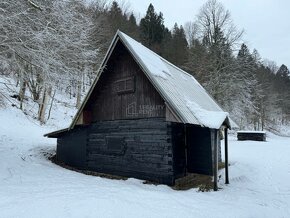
[[45, 31, 236, 137]]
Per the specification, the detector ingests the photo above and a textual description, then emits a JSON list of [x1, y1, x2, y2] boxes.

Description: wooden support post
[[225, 128, 229, 184], [211, 129, 218, 191], [184, 125, 188, 176]]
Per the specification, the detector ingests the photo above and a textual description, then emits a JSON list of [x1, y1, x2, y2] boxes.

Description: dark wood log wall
[[56, 121, 219, 184], [57, 127, 87, 169], [86, 118, 175, 185], [84, 41, 166, 122]]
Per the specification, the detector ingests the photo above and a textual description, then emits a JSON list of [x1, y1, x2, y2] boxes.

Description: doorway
[[185, 125, 213, 175]]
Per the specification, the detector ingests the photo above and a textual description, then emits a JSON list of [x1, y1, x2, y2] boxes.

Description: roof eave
[[44, 128, 69, 138]]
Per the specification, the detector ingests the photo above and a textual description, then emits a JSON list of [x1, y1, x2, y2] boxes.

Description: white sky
[[118, 0, 290, 68]]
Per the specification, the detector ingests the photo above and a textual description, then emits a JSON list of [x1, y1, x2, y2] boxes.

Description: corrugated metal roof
[[118, 31, 236, 129]]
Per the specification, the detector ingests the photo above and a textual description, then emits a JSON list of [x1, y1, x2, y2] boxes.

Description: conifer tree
[[275, 64, 290, 124], [139, 4, 165, 53], [170, 24, 188, 67], [107, 1, 126, 34]]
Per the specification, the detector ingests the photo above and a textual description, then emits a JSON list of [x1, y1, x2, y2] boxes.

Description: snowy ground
[[0, 107, 290, 218]]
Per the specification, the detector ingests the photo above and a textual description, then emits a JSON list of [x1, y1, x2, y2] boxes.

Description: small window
[[113, 76, 135, 94]]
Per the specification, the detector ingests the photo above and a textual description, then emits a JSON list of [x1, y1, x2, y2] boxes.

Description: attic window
[[113, 76, 135, 94]]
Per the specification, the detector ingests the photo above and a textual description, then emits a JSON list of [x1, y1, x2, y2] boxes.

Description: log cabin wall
[[84, 41, 166, 123], [86, 118, 175, 185], [56, 127, 87, 169], [56, 121, 220, 184]]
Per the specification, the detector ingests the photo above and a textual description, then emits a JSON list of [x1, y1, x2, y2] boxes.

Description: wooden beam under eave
[[225, 127, 229, 184]]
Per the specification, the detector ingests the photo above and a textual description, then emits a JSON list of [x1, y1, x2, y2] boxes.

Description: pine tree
[[139, 4, 165, 53], [160, 27, 173, 60], [276, 64, 290, 79], [255, 62, 277, 129], [275, 64, 290, 124], [170, 24, 188, 67], [126, 13, 139, 40], [235, 44, 260, 129], [107, 1, 126, 33]]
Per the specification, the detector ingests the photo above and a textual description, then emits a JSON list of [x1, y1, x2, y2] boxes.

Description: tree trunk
[[38, 86, 49, 124], [76, 79, 82, 109], [82, 71, 86, 92], [47, 88, 56, 121], [18, 78, 26, 110]]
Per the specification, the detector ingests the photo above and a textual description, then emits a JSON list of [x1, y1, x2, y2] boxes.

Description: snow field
[[0, 107, 289, 218]]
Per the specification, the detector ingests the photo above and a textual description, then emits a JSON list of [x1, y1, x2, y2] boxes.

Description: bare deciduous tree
[[196, 0, 243, 48], [0, 0, 105, 123]]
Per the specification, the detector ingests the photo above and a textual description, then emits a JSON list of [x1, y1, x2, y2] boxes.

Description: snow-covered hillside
[[0, 76, 77, 129], [0, 103, 290, 218]]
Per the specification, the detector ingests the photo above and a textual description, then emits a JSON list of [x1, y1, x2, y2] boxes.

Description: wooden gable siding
[[84, 41, 166, 122]]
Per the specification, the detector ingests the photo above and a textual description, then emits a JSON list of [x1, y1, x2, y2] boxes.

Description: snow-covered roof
[[68, 30, 236, 131], [119, 31, 234, 129], [237, 131, 266, 134]]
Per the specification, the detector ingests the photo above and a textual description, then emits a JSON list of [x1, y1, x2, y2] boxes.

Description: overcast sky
[[117, 0, 290, 68]]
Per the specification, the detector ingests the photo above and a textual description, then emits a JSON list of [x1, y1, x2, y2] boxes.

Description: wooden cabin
[[237, 131, 266, 141], [45, 31, 234, 190]]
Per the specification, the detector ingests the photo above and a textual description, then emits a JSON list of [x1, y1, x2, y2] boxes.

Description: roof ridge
[[118, 31, 194, 78]]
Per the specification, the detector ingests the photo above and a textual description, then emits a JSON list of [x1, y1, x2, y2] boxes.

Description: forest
[[0, 0, 289, 131]]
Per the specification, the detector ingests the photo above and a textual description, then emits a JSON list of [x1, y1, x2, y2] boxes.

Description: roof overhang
[[44, 128, 69, 138]]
